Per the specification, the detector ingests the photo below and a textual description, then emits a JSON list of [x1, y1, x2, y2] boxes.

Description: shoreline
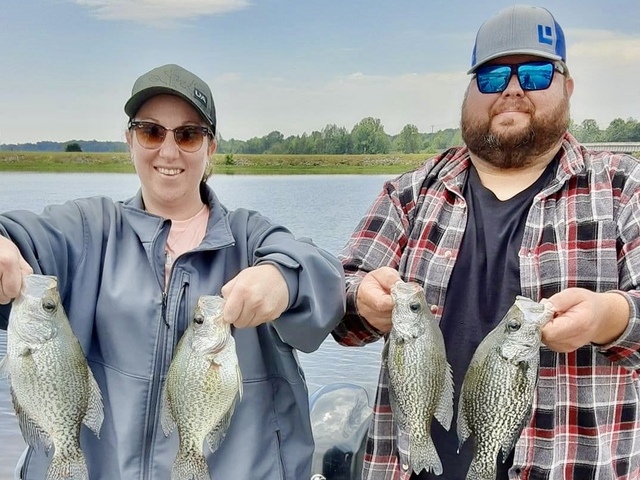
[[0, 152, 432, 175]]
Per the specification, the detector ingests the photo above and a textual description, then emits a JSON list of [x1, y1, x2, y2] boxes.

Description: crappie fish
[[161, 295, 243, 480], [0, 274, 103, 480], [384, 281, 453, 475], [457, 296, 554, 480]]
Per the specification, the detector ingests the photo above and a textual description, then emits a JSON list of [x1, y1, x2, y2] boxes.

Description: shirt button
[[444, 250, 452, 259], [430, 305, 438, 313], [401, 463, 409, 471]]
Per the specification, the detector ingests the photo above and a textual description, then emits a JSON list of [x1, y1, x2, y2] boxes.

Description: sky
[[0, 0, 638, 145]]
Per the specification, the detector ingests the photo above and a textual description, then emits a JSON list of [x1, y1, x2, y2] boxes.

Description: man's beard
[[460, 90, 570, 169]]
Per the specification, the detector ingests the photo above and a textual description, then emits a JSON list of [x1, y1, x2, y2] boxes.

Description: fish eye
[[409, 302, 421, 313], [507, 318, 521, 332], [41, 298, 57, 313], [193, 315, 204, 325]]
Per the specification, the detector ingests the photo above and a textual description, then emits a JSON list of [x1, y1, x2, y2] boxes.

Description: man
[[333, 5, 640, 479]]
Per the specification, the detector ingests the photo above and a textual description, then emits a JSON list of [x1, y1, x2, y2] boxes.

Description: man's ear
[[565, 76, 574, 98]]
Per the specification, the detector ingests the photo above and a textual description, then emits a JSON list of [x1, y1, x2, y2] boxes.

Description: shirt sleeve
[[331, 177, 412, 346], [599, 156, 640, 370]]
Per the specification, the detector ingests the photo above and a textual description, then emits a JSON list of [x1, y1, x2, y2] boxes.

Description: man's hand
[[0, 236, 32, 304], [356, 267, 402, 333], [221, 263, 289, 328], [542, 288, 629, 352]]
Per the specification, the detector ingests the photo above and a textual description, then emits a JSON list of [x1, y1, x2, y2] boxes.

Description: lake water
[[0, 172, 393, 477]]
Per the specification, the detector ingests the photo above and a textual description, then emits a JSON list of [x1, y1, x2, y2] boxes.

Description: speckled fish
[[384, 281, 454, 475], [457, 296, 554, 480], [0, 274, 103, 480], [161, 295, 243, 480]]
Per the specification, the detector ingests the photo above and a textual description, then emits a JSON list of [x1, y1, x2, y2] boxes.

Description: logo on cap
[[537, 24, 554, 45], [193, 88, 208, 107]]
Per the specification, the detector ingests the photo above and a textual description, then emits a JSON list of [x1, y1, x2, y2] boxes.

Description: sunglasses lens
[[517, 62, 554, 91], [135, 123, 166, 149], [174, 127, 205, 152], [476, 65, 512, 93], [476, 62, 555, 93], [131, 122, 210, 152]]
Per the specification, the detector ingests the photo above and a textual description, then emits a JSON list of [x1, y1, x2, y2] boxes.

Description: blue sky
[[1, 0, 638, 144]]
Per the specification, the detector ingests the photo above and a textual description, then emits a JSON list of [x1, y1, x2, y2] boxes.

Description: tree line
[[1, 117, 638, 154]]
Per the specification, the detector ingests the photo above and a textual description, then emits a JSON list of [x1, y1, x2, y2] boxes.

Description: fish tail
[[171, 450, 210, 480], [410, 435, 443, 476], [46, 449, 88, 480], [466, 456, 496, 480]]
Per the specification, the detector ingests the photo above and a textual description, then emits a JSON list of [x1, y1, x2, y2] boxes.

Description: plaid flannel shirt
[[332, 133, 640, 479]]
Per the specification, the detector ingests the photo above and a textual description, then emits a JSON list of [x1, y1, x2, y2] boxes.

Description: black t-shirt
[[411, 159, 556, 480]]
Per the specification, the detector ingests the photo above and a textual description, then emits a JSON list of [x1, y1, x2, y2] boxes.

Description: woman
[[0, 64, 345, 479]]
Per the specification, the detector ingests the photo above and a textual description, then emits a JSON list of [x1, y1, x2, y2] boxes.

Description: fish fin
[[0, 355, 9, 379], [501, 404, 532, 462], [395, 426, 411, 471], [160, 381, 176, 438], [171, 450, 209, 480], [409, 434, 443, 476], [466, 457, 496, 480], [500, 365, 537, 460], [455, 385, 471, 450], [434, 361, 454, 431], [381, 338, 389, 367], [386, 363, 407, 429], [11, 388, 53, 452], [205, 394, 238, 453], [46, 448, 88, 480], [82, 368, 104, 438], [236, 363, 243, 400]]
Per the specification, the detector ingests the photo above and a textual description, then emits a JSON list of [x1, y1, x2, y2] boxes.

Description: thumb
[[372, 267, 402, 292], [220, 276, 236, 299], [19, 258, 33, 276]]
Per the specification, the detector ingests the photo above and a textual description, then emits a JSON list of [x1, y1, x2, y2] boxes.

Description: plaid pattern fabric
[[332, 133, 640, 479]]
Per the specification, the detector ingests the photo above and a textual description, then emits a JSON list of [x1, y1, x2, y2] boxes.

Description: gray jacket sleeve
[[242, 210, 346, 353], [0, 199, 96, 329]]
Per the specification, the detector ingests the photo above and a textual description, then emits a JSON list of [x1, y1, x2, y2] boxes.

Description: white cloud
[[566, 29, 640, 127], [72, 0, 250, 25]]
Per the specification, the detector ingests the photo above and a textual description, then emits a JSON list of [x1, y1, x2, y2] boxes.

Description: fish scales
[[161, 295, 242, 480], [457, 296, 554, 480], [0, 274, 103, 480], [385, 281, 453, 476]]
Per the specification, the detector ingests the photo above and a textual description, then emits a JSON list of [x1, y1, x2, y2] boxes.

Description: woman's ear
[[208, 138, 218, 156]]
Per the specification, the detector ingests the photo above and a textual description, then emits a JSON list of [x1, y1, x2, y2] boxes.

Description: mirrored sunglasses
[[128, 121, 213, 153], [475, 61, 566, 94]]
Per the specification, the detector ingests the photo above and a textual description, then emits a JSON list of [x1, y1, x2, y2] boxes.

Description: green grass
[[0, 151, 433, 174], [3, 150, 637, 175]]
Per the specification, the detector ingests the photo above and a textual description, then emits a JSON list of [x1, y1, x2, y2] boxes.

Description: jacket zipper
[[142, 291, 170, 479]]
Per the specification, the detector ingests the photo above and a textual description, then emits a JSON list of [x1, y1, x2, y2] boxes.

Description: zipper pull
[[162, 292, 169, 327]]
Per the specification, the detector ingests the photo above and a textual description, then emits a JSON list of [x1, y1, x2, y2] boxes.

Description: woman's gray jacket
[[0, 184, 346, 480]]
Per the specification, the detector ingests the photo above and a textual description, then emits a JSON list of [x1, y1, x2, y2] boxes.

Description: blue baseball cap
[[469, 5, 566, 74]]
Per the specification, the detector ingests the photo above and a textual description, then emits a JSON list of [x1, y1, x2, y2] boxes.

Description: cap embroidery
[[193, 88, 208, 107], [537, 24, 554, 45]]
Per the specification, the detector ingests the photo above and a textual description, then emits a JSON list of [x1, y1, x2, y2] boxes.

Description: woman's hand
[[221, 263, 289, 328], [0, 236, 33, 304]]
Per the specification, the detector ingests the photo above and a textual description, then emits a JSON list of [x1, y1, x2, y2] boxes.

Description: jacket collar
[[121, 183, 235, 251]]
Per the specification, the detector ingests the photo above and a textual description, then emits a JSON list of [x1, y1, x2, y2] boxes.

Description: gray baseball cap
[[469, 5, 566, 74], [124, 64, 216, 133]]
